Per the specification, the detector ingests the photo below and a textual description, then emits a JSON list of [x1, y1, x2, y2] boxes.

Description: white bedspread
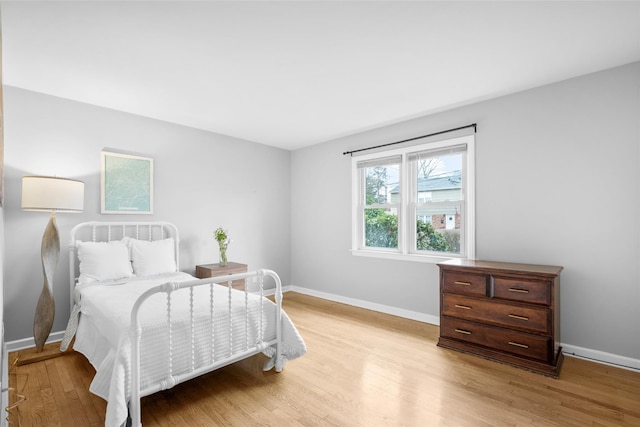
[[63, 272, 306, 427]]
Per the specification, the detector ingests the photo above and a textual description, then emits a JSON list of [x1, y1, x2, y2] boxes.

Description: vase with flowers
[[214, 227, 230, 267]]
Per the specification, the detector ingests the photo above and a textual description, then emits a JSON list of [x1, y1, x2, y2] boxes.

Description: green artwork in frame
[[101, 151, 153, 214]]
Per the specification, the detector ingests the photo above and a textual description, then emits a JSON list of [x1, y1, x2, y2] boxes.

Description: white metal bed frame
[[68, 221, 284, 427]]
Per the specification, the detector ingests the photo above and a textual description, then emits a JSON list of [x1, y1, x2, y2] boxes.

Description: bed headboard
[[68, 221, 180, 307]]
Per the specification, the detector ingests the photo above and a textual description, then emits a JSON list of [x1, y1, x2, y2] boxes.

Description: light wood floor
[[8, 292, 640, 426]]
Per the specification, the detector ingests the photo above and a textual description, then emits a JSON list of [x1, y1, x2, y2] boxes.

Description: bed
[[61, 221, 306, 427]]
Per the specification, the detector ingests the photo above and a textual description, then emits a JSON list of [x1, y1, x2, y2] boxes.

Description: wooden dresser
[[437, 259, 563, 377]]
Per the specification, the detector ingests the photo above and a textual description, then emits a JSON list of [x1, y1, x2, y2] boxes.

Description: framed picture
[[101, 151, 153, 214]]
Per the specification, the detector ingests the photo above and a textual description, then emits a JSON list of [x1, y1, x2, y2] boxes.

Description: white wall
[[2, 86, 291, 342], [291, 62, 640, 364]]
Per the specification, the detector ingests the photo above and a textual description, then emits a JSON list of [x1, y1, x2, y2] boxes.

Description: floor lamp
[[20, 176, 84, 363]]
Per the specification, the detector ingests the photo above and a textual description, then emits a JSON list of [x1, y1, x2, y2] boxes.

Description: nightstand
[[195, 262, 248, 291]]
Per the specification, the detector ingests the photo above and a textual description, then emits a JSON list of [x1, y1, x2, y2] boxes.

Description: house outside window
[[351, 134, 475, 262], [417, 192, 432, 203]]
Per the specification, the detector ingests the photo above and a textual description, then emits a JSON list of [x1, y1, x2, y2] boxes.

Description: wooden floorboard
[[8, 292, 640, 426]]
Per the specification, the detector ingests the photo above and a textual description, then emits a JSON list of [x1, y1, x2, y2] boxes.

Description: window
[[352, 134, 475, 262], [358, 156, 401, 249], [418, 192, 432, 203]]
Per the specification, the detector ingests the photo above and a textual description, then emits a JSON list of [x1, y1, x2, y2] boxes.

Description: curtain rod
[[342, 123, 477, 156]]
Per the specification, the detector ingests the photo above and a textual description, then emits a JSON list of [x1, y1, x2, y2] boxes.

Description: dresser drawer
[[442, 271, 488, 297], [442, 293, 550, 334], [441, 317, 552, 362], [493, 276, 551, 305]]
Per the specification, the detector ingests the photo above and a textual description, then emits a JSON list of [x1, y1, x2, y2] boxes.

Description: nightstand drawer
[[441, 317, 552, 362], [493, 277, 551, 305], [442, 271, 488, 297], [442, 293, 550, 334]]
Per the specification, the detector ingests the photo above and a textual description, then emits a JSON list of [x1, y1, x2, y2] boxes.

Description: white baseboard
[[6, 331, 65, 353], [7, 287, 639, 374], [561, 343, 640, 373], [288, 285, 440, 325]]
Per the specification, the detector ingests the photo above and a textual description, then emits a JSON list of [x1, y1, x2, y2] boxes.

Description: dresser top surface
[[437, 258, 563, 276]]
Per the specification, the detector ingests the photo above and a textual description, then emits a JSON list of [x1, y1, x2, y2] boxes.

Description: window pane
[[414, 152, 464, 254], [365, 163, 399, 205], [364, 207, 398, 249], [416, 206, 461, 253], [415, 153, 462, 201]]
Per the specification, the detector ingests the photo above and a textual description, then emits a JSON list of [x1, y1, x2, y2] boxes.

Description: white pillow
[[130, 238, 177, 276], [77, 240, 134, 284]]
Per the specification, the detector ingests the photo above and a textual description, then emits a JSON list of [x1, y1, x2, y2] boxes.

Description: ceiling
[[2, 1, 640, 151]]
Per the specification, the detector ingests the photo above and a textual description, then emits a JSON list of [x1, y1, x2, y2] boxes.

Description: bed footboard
[[128, 269, 283, 427]]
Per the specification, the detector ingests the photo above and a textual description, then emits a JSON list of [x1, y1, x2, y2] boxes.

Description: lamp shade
[[22, 176, 85, 212]]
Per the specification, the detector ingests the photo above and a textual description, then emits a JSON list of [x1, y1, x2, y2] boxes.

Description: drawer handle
[[509, 288, 529, 294], [454, 281, 472, 286], [454, 329, 471, 335], [454, 304, 472, 310], [508, 341, 529, 349], [508, 314, 529, 321]]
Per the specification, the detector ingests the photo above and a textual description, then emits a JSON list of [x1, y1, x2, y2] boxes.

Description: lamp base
[[15, 342, 65, 366], [34, 212, 60, 351]]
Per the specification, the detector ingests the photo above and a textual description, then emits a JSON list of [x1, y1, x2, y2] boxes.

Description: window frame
[[351, 134, 475, 263]]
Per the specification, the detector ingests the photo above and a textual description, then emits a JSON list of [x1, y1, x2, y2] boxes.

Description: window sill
[[351, 249, 463, 264]]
